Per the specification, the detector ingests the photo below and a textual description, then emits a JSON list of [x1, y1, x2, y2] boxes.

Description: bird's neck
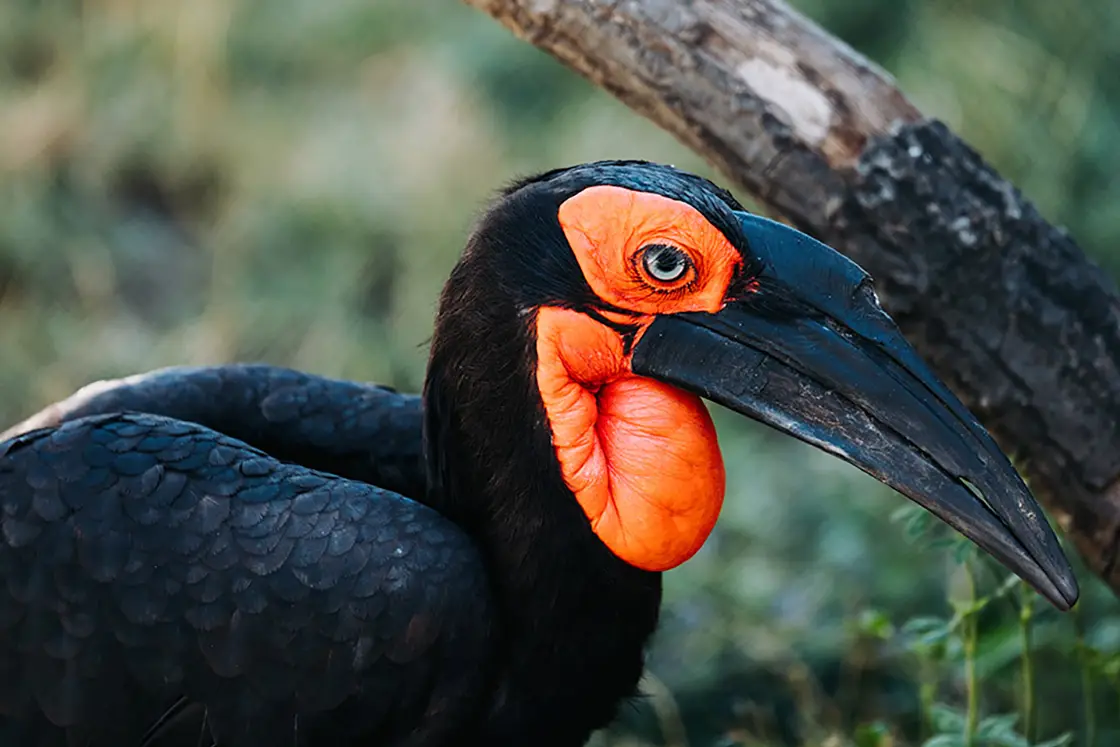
[[423, 278, 662, 742], [423, 302, 663, 609]]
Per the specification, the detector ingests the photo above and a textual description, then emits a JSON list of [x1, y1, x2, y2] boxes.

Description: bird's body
[[0, 365, 659, 747], [0, 406, 491, 747], [0, 162, 1077, 747]]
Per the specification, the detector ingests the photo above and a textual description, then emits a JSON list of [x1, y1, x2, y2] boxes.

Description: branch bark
[[463, 0, 1120, 593]]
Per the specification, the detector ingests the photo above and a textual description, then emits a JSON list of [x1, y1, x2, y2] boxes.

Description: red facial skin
[[536, 185, 744, 572]]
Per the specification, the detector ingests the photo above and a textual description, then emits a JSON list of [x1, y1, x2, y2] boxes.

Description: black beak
[[631, 212, 1078, 610]]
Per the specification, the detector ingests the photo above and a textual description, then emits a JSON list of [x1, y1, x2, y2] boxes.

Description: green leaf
[[928, 537, 959, 552], [1097, 652, 1120, 678], [928, 703, 966, 733], [953, 537, 977, 564], [854, 720, 892, 747], [922, 735, 965, 747], [978, 713, 1020, 734], [949, 596, 990, 617], [857, 609, 896, 640], [890, 504, 922, 525], [902, 617, 948, 635], [902, 616, 951, 652], [891, 503, 936, 542], [976, 712, 1029, 747], [908, 511, 936, 541]]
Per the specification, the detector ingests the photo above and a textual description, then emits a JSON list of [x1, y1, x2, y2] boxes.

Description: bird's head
[[426, 160, 1078, 610]]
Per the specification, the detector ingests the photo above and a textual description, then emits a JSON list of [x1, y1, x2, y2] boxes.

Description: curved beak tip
[[1047, 562, 1081, 610]]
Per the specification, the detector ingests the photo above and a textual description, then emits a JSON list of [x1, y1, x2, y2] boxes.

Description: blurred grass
[[1, 1, 1119, 745]]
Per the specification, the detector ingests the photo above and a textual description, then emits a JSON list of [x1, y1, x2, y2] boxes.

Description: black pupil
[[647, 246, 685, 279]]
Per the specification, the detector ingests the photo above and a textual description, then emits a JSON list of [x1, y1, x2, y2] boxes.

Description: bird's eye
[[640, 244, 692, 285]]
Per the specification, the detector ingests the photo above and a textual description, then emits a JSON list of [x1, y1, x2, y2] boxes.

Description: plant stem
[[964, 562, 980, 747], [1020, 581, 1036, 742], [1083, 665, 1096, 747], [1072, 602, 1095, 747], [919, 657, 937, 740]]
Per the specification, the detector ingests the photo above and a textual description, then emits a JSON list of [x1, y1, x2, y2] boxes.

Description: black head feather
[[481, 161, 760, 313]]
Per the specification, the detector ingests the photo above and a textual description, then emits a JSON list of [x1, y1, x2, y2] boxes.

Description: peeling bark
[[463, 0, 1120, 594]]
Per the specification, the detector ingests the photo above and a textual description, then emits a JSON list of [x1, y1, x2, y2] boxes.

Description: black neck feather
[[421, 199, 662, 743]]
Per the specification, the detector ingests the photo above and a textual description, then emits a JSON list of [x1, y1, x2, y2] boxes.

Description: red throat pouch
[[536, 307, 726, 571]]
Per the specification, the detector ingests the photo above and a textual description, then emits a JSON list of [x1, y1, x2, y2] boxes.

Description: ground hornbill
[[0, 161, 1078, 747]]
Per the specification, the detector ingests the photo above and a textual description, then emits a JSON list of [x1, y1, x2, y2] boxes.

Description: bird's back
[[1, 364, 429, 500], [0, 367, 494, 747]]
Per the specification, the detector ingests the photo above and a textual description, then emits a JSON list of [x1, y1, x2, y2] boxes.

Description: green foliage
[[1, 1, 1118, 746]]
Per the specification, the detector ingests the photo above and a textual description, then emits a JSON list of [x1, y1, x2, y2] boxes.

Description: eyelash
[[630, 244, 698, 295]]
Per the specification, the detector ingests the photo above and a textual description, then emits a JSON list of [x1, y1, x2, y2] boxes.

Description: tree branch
[[463, 0, 1120, 593]]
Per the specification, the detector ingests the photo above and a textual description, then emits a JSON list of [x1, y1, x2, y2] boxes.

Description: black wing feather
[[1, 365, 427, 500], [0, 413, 492, 747]]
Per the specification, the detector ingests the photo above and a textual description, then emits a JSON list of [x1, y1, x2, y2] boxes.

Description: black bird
[[0, 161, 1078, 747]]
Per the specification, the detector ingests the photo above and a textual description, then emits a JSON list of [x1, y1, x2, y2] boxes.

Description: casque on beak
[[631, 212, 1079, 610]]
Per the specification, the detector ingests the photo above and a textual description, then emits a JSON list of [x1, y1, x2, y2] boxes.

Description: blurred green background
[[1, 1, 1118, 746]]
